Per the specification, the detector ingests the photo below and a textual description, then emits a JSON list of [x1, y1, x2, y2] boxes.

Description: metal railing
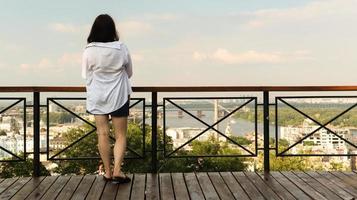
[[275, 96, 357, 156], [46, 97, 146, 160], [163, 96, 258, 158], [0, 97, 26, 161], [0, 86, 357, 176]]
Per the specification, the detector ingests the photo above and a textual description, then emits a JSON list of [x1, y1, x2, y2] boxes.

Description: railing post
[[33, 91, 41, 177], [263, 91, 270, 173], [151, 92, 158, 172]]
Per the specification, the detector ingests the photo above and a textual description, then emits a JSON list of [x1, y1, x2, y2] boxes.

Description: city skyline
[[0, 0, 356, 86]]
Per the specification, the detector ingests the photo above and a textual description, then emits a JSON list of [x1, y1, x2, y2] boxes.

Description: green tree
[[10, 117, 20, 134], [54, 121, 155, 174], [256, 139, 324, 171], [45, 112, 77, 125], [53, 121, 249, 174], [303, 141, 315, 146], [231, 135, 253, 146], [329, 161, 344, 170], [0, 129, 6, 136], [235, 104, 357, 127], [53, 123, 101, 175], [159, 135, 248, 172], [188, 137, 247, 171], [0, 154, 50, 178]]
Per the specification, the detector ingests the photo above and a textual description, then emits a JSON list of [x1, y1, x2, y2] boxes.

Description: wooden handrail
[[0, 86, 357, 92]]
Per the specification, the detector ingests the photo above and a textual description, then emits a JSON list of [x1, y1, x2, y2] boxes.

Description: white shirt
[[81, 41, 133, 114]]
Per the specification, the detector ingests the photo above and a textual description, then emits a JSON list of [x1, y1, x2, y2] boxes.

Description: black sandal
[[103, 175, 112, 181], [112, 175, 131, 184]]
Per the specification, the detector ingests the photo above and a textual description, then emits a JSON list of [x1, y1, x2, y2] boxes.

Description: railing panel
[[0, 98, 26, 162], [163, 97, 258, 158], [276, 96, 357, 156], [1, 86, 357, 176], [46, 97, 146, 160]]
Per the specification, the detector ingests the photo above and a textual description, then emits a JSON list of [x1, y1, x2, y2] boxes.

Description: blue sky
[[0, 0, 356, 86]]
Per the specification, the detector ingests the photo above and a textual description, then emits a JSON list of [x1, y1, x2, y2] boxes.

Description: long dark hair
[[87, 14, 119, 43]]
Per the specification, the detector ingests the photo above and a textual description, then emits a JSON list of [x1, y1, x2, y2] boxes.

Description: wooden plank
[[129, 174, 146, 200], [85, 176, 106, 200], [100, 182, 118, 200], [257, 172, 296, 200], [55, 175, 83, 200], [4, 172, 355, 200], [0, 178, 19, 194], [294, 172, 343, 200], [281, 171, 328, 200], [306, 171, 354, 200], [145, 173, 159, 200], [219, 172, 249, 200], [115, 174, 133, 200], [10, 176, 45, 200], [342, 171, 357, 182], [232, 172, 265, 200], [270, 172, 311, 200], [317, 171, 357, 197], [171, 173, 190, 200], [196, 172, 219, 200], [244, 172, 280, 200], [71, 175, 96, 200], [26, 176, 58, 200], [159, 173, 175, 200], [344, 171, 357, 176], [330, 172, 357, 190], [40, 175, 71, 200], [183, 173, 204, 200], [0, 177, 31, 200], [207, 172, 234, 200]]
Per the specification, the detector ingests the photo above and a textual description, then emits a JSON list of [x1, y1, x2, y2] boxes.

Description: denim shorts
[[86, 100, 130, 117]]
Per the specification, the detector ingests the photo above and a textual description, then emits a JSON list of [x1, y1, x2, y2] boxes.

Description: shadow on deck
[[1, 171, 357, 199]]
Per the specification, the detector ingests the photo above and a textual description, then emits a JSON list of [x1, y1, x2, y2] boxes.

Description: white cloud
[[131, 53, 144, 62], [58, 53, 81, 65], [142, 13, 181, 21], [213, 49, 282, 64], [117, 21, 152, 37], [116, 14, 180, 38], [0, 62, 4, 69], [50, 23, 79, 33], [38, 58, 54, 69], [49, 23, 90, 33], [192, 51, 207, 61], [49, 19, 153, 39], [20, 52, 81, 71], [245, 20, 265, 29], [243, 0, 357, 28], [20, 63, 30, 70], [21, 58, 54, 71], [193, 48, 312, 64]]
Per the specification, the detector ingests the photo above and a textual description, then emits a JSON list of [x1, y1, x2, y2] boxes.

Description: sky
[[0, 0, 356, 86]]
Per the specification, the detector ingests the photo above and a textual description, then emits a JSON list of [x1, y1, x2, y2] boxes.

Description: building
[[280, 122, 351, 155], [166, 127, 228, 151]]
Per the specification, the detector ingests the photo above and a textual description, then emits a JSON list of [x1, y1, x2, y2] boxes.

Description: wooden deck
[[1, 171, 357, 200]]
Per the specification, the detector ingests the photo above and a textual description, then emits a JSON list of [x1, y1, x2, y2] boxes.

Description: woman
[[82, 14, 132, 184]]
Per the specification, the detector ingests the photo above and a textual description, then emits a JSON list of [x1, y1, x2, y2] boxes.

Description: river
[[158, 110, 279, 138]]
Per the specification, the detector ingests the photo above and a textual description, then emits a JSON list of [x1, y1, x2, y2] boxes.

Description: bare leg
[[111, 116, 127, 177], [94, 114, 112, 178]]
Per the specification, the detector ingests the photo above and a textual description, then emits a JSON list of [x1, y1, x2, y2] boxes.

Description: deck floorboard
[[0, 171, 355, 199]]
